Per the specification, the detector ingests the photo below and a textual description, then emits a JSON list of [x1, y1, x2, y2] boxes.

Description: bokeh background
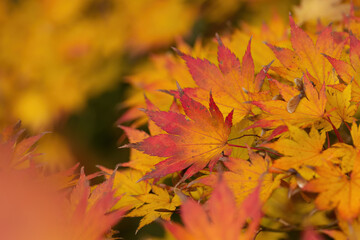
[[1, 0, 352, 238]]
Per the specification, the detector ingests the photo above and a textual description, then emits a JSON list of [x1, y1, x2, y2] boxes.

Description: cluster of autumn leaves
[[117, 4, 360, 240], [3, 0, 360, 240], [0, 123, 124, 239]]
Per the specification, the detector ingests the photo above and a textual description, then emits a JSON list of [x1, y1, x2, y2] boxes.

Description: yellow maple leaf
[[127, 185, 181, 232], [198, 150, 281, 204], [330, 123, 360, 173], [100, 167, 151, 210], [265, 125, 336, 179], [304, 155, 360, 220], [326, 84, 357, 128]]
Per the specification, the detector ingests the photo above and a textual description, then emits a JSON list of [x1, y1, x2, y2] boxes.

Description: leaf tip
[[225, 109, 234, 127], [171, 47, 184, 57], [320, 53, 328, 57], [157, 89, 174, 96], [176, 81, 184, 96], [215, 33, 223, 46], [289, 13, 296, 26], [265, 59, 275, 69], [118, 143, 135, 149], [136, 175, 149, 183]]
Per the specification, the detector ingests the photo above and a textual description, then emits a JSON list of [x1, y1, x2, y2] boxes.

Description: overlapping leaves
[[123, 89, 233, 181], [116, 3, 360, 238]]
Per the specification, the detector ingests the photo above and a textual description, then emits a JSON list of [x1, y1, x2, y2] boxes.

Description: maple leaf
[[127, 185, 181, 233], [164, 177, 262, 240], [251, 73, 329, 129], [197, 150, 281, 204], [326, 123, 360, 174], [100, 167, 190, 238], [304, 154, 360, 220], [67, 168, 125, 240], [325, 34, 360, 103], [0, 122, 46, 169], [264, 125, 337, 179], [176, 37, 272, 123], [100, 167, 151, 211], [325, 84, 356, 128], [123, 90, 233, 181], [330, 143, 357, 174], [268, 15, 345, 86]]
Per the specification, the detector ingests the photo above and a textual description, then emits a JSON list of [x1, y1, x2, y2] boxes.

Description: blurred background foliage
[[1, 0, 353, 238]]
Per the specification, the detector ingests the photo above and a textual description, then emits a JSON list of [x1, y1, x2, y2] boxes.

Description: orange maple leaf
[[304, 153, 360, 220], [175, 37, 272, 123], [268, 15, 345, 86], [197, 150, 280, 204], [67, 168, 125, 240], [251, 73, 329, 129], [0, 122, 46, 169], [264, 125, 337, 179], [164, 177, 262, 240], [325, 34, 360, 103], [123, 90, 233, 181]]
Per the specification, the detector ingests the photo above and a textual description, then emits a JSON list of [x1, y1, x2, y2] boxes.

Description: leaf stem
[[227, 134, 260, 142], [326, 117, 343, 143], [227, 144, 282, 156], [344, 121, 352, 132]]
